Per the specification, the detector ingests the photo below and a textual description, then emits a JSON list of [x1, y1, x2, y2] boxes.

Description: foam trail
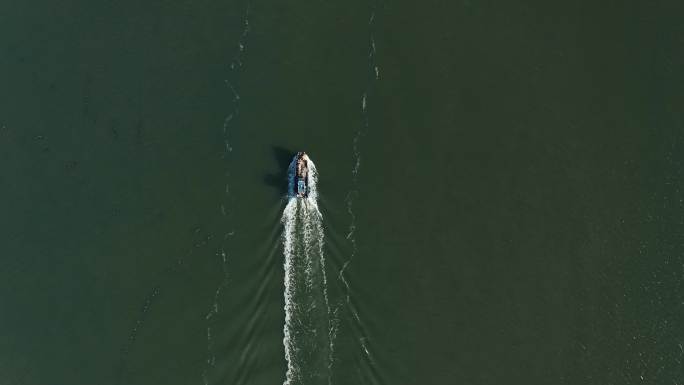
[[282, 157, 333, 385]]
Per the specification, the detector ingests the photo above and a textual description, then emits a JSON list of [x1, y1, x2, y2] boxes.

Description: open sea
[[1, 0, 683, 384]]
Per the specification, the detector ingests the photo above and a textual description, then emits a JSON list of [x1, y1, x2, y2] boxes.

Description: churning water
[[281, 157, 333, 385]]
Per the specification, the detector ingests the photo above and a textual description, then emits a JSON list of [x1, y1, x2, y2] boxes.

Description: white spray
[[281, 155, 332, 385]]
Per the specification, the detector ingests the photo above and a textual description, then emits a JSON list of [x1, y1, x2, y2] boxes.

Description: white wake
[[282, 156, 333, 385]]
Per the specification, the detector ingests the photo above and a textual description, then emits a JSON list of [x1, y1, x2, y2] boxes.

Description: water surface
[[1, 0, 683, 384]]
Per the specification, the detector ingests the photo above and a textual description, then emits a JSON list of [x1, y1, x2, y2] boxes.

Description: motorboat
[[293, 152, 309, 198]]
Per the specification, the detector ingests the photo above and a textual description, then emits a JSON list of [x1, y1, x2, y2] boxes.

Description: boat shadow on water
[[264, 145, 295, 197]]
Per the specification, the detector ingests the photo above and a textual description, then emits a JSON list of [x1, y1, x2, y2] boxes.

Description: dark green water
[[2, 0, 683, 384]]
